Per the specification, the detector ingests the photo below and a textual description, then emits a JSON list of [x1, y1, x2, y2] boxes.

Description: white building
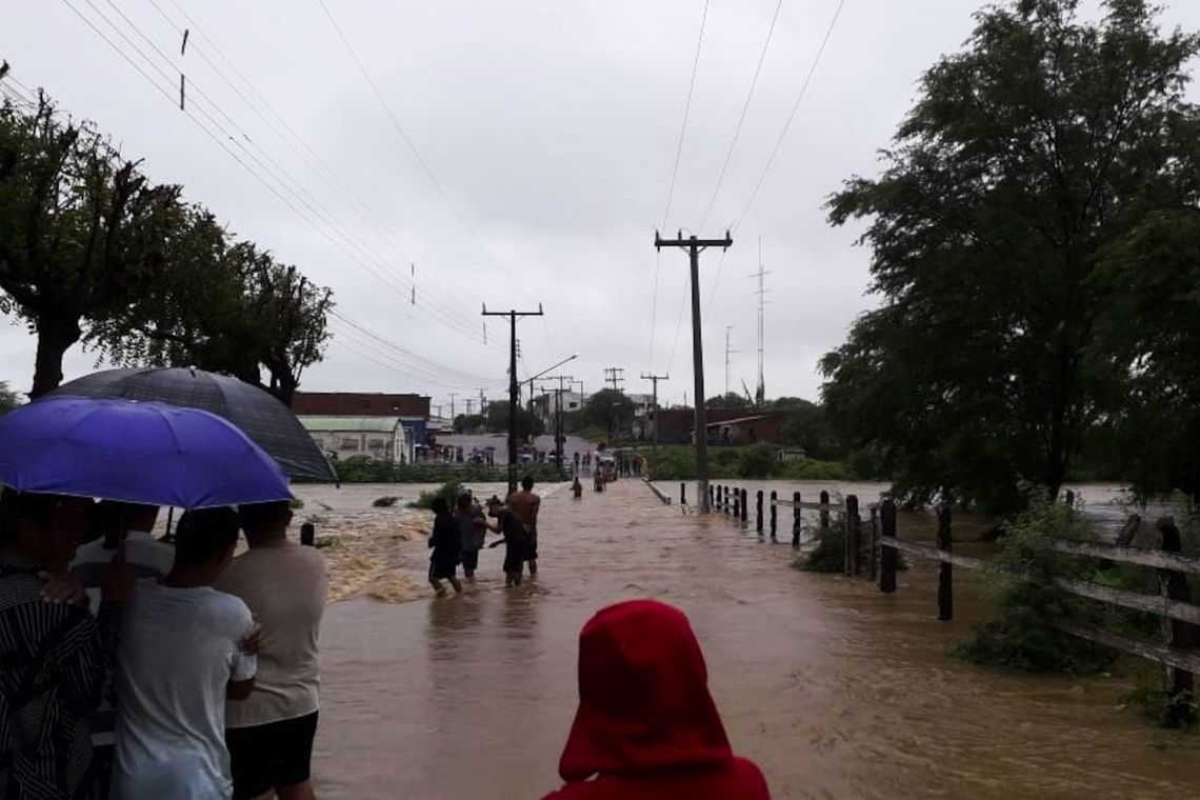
[[532, 390, 586, 427], [300, 416, 411, 464]]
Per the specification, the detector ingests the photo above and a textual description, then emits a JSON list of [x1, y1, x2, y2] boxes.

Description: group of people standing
[[0, 489, 327, 800], [428, 476, 542, 595]]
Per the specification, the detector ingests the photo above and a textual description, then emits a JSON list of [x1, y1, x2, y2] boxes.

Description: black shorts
[[429, 559, 457, 581], [227, 711, 319, 799], [502, 545, 525, 575], [461, 549, 479, 571]]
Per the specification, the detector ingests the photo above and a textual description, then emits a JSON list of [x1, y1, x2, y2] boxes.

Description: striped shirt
[[0, 557, 105, 799]]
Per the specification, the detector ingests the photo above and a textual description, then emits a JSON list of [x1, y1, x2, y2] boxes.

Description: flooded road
[[310, 479, 1200, 799]]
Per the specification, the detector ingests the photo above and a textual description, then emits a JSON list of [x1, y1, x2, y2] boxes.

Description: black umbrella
[[47, 367, 337, 483]]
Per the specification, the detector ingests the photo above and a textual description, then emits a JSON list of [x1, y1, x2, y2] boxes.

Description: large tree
[[821, 0, 1200, 512], [583, 389, 635, 436], [0, 95, 178, 397]]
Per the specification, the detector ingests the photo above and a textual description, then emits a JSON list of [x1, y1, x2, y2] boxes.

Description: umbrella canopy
[[0, 397, 293, 508], [48, 367, 336, 482]]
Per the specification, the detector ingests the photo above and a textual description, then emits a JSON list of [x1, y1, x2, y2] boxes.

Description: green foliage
[[453, 413, 487, 434], [583, 389, 635, 436], [288, 498, 305, 510], [798, 527, 846, 573], [372, 496, 399, 508], [953, 493, 1119, 674], [706, 392, 751, 409], [821, 0, 1200, 513], [0, 93, 332, 402], [642, 444, 851, 482], [737, 444, 777, 478], [407, 481, 463, 510], [485, 402, 543, 439]]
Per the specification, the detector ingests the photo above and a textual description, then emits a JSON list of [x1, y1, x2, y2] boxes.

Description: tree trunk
[[30, 313, 82, 399]]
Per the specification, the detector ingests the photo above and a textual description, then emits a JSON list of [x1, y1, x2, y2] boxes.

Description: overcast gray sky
[[4, 0, 1198, 412]]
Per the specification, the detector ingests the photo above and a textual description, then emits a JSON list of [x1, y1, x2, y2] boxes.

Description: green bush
[[289, 498, 305, 510], [407, 481, 463, 510], [737, 444, 777, 478], [372, 496, 399, 508], [797, 527, 846, 573], [952, 493, 1119, 674]]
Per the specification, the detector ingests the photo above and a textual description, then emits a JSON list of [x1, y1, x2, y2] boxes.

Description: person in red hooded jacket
[[543, 599, 771, 800]]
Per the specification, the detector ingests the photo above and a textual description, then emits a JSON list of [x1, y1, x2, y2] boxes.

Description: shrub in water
[[407, 481, 464, 510], [798, 527, 846, 573], [952, 493, 1118, 674], [372, 496, 399, 508]]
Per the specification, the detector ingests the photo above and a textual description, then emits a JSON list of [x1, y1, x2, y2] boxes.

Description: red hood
[[559, 600, 734, 782]]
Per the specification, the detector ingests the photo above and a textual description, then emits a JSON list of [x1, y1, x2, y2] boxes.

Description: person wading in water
[[506, 476, 542, 576], [486, 497, 528, 588]]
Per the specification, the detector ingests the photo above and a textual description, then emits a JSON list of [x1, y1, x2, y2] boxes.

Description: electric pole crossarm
[[652, 230, 733, 514], [482, 305, 545, 495]]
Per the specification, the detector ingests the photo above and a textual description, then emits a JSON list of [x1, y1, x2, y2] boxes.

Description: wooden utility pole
[[544, 374, 574, 473], [641, 373, 668, 450], [483, 303, 544, 495], [655, 230, 732, 513], [604, 367, 625, 393]]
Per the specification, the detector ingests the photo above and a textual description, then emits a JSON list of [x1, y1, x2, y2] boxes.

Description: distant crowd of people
[[0, 489, 327, 800]]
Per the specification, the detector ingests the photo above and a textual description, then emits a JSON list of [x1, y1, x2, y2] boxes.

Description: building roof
[[706, 414, 770, 428], [292, 392, 430, 418], [299, 416, 402, 433]]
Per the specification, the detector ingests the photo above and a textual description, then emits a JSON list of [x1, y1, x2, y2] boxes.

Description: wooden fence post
[[708, 484, 714, 508], [301, 522, 315, 547], [880, 498, 897, 593], [792, 491, 801, 548], [741, 489, 749, 524], [937, 503, 953, 621], [756, 490, 764, 535], [733, 489, 740, 520], [770, 491, 778, 541], [844, 495, 860, 576], [681, 482, 686, 505], [819, 490, 830, 530], [869, 505, 879, 581], [1157, 517, 1197, 726], [723, 485, 729, 513]]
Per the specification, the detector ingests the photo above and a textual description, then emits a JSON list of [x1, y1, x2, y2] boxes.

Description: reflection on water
[[313, 479, 1200, 799]]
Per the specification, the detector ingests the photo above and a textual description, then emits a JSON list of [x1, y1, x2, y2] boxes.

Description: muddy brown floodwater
[[308, 479, 1200, 799]]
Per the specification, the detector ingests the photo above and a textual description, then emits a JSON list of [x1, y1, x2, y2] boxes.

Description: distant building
[[292, 391, 431, 448], [532, 391, 586, 427], [300, 416, 411, 463], [654, 407, 761, 444], [706, 413, 789, 446]]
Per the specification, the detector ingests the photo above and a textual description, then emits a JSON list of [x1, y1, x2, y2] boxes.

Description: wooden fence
[[701, 482, 1200, 723]]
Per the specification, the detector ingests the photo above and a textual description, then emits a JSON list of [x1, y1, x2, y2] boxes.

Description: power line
[[314, 0, 532, 312], [61, 0, 491, 348], [660, 0, 712, 229], [705, 0, 848, 312], [732, 0, 848, 230], [698, 0, 785, 230], [143, 0, 497, 340]]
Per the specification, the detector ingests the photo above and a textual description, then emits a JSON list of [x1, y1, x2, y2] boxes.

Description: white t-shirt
[[216, 542, 328, 728], [111, 581, 257, 800], [71, 531, 176, 609]]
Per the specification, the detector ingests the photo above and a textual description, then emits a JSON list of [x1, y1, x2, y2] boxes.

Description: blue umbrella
[[0, 397, 292, 508]]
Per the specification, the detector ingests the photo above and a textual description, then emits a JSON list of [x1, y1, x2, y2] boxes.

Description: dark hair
[[1, 488, 70, 543], [521, 476, 534, 490], [430, 497, 450, 515], [239, 500, 292, 539], [174, 507, 239, 566], [456, 494, 473, 510]]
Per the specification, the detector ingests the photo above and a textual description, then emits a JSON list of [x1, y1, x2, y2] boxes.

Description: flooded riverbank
[[311, 478, 1200, 799]]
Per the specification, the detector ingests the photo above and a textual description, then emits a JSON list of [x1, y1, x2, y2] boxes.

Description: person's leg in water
[[429, 576, 447, 597], [526, 525, 538, 576], [448, 576, 464, 594]]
